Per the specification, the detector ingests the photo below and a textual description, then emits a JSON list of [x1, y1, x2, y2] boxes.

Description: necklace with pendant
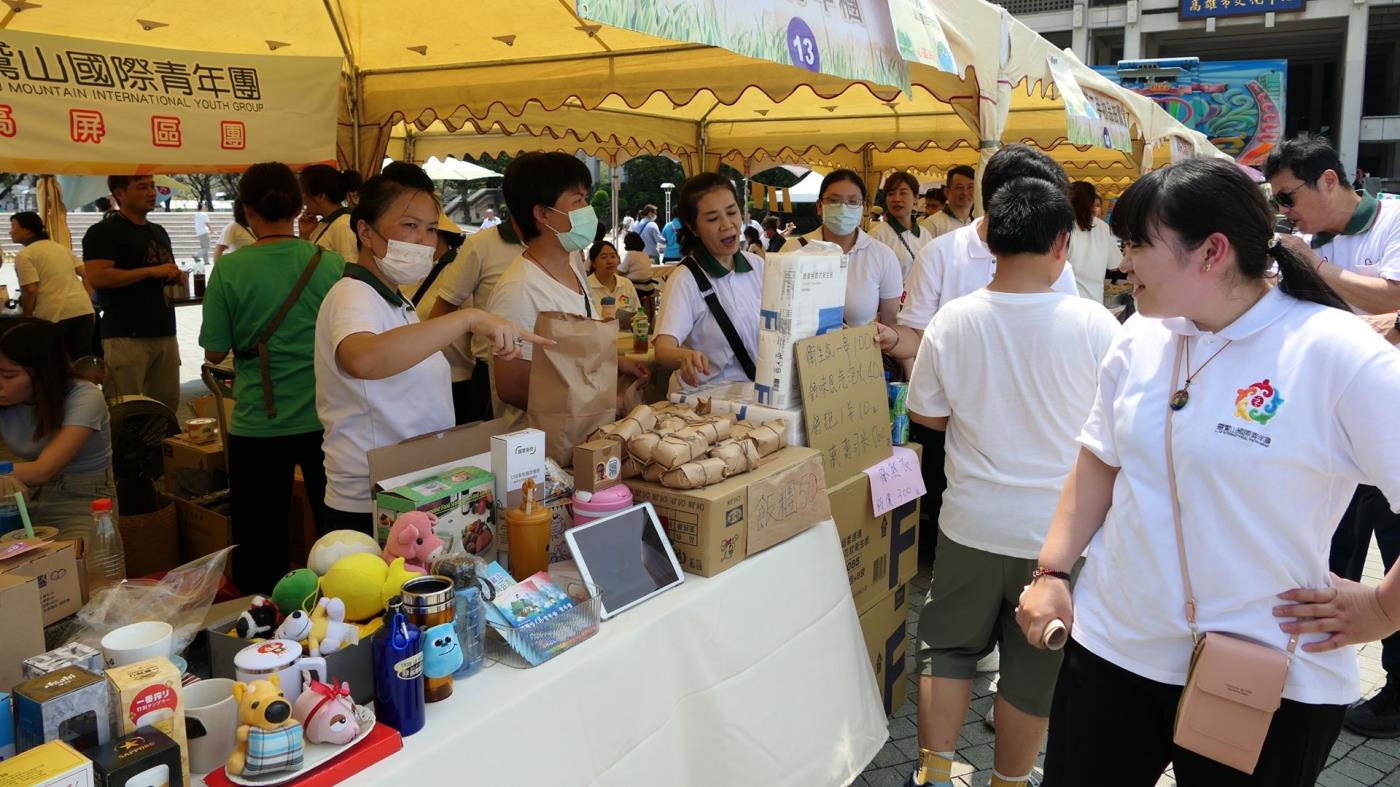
[[1170, 337, 1233, 411]]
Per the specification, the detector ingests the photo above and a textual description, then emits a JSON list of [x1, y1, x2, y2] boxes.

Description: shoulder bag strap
[[411, 248, 455, 307], [680, 256, 755, 381], [1165, 335, 1298, 653], [236, 248, 323, 420]]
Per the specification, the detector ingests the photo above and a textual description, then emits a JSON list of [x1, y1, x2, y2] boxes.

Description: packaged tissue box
[[13, 667, 113, 755], [22, 643, 104, 680]]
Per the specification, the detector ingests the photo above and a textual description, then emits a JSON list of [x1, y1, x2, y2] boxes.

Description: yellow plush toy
[[381, 556, 423, 607], [320, 552, 388, 622]]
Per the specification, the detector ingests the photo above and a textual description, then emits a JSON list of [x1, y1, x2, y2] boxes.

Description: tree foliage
[[620, 155, 685, 218]]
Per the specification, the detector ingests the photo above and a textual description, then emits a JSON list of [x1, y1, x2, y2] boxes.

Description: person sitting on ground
[[9, 211, 94, 360]]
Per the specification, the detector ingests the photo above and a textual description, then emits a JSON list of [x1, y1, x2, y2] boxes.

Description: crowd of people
[[1, 132, 1398, 784]]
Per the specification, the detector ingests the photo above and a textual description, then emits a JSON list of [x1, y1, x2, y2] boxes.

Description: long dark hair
[[675, 173, 740, 255], [10, 212, 47, 243], [0, 319, 75, 440], [299, 164, 363, 205], [1110, 157, 1346, 310], [1069, 181, 1096, 232]]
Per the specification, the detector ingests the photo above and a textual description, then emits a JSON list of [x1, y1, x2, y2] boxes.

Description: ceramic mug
[[183, 678, 238, 774], [233, 639, 326, 704], [100, 621, 174, 668]]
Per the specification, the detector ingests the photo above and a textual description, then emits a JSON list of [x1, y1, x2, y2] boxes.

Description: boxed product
[[625, 447, 829, 577], [84, 727, 183, 787], [0, 693, 13, 759], [572, 439, 623, 494], [0, 740, 92, 787], [104, 658, 187, 784], [375, 462, 495, 559], [859, 581, 910, 716], [0, 573, 46, 692], [0, 541, 81, 626], [668, 384, 806, 446], [828, 442, 923, 614], [23, 643, 104, 681], [491, 429, 546, 509], [161, 436, 227, 499], [13, 667, 114, 754], [754, 245, 848, 409]]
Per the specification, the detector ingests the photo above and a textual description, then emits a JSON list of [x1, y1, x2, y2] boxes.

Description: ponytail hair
[[299, 164, 363, 205], [1110, 157, 1346, 311]]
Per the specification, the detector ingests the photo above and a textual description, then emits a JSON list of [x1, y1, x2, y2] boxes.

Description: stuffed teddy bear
[[382, 512, 446, 574], [309, 597, 360, 656], [235, 596, 280, 640], [227, 675, 304, 777], [291, 675, 360, 745]]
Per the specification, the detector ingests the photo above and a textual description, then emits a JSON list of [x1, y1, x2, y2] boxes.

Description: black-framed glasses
[[1273, 185, 1304, 209]]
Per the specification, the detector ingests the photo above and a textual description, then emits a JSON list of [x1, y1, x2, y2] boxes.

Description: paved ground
[[855, 543, 1398, 787]]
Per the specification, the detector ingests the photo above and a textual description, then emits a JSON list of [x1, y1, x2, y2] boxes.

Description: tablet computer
[[564, 502, 684, 620]]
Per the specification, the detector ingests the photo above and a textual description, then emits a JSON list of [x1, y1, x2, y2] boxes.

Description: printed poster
[[1048, 53, 1132, 154]]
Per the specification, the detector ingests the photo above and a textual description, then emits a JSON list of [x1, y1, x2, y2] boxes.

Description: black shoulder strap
[[680, 256, 755, 381], [233, 249, 323, 419], [412, 248, 456, 307]]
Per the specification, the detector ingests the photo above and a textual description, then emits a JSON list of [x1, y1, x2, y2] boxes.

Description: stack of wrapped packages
[[587, 402, 788, 489]]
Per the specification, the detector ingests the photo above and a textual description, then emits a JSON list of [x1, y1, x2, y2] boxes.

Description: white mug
[[101, 621, 174, 668], [183, 678, 237, 774], [233, 639, 326, 704]]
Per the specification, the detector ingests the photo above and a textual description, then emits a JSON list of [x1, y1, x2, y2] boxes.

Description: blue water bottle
[[371, 597, 426, 736], [0, 463, 21, 536]]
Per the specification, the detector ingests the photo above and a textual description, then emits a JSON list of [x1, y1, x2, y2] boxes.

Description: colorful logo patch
[[1235, 379, 1284, 425]]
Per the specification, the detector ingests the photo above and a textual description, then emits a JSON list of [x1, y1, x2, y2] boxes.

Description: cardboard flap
[[1192, 633, 1289, 712], [746, 451, 830, 554], [369, 418, 509, 488]]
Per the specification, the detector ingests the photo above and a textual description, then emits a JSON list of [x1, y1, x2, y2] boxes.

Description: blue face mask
[[547, 206, 599, 253], [822, 203, 863, 236]]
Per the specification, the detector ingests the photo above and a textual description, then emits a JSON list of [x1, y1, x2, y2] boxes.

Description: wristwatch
[[1031, 567, 1072, 583]]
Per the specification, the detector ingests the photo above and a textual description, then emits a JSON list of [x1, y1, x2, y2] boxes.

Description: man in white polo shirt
[[920, 166, 977, 238], [1266, 135, 1400, 739]]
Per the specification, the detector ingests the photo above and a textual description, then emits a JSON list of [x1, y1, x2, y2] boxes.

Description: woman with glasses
[[782, 169, 903, 328]]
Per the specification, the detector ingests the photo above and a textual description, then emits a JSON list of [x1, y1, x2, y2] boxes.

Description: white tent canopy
[[382, 156, 500, 181]]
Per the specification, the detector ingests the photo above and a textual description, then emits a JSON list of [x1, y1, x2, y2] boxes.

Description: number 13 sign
[[786, 17, 821, 72]]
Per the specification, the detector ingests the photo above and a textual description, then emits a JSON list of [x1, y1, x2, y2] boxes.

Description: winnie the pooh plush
[[227, 675, 305, 777]]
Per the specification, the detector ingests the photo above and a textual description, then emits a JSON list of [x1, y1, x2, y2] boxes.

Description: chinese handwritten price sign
[[865, 447, 925, 518], [796, 324, 893, 486]]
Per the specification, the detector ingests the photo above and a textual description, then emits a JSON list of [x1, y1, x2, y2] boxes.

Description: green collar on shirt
[[1311, 191, 1380, 249], [888, 217, 920, 238], [696, 247, 753, 278], [342, 262, 409, 308]]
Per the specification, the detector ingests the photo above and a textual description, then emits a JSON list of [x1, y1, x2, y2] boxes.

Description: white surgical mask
[[822, 203, 863, 236], [374, 238, 435, 285]]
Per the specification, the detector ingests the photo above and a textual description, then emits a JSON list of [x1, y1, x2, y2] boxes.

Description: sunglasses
[[1273, 185, 1304, 209]]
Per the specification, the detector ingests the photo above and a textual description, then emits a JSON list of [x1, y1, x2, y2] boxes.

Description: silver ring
[[514, 338, 525, 347]]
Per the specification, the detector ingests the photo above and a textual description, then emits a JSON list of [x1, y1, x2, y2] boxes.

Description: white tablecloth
[[345, 519, 889, 785]]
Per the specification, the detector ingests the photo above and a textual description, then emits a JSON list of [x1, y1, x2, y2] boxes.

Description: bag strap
[[680, 257, 755, 381], [236, 248, 323, 420], [412, 247, 455, 307], [1166, 335, 1298, 654]]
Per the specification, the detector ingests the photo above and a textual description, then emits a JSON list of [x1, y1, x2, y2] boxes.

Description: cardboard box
[[171, 493, 232, 579], [0, 574, 46, 692], [755, 247, 848, 409], [0, 542, 81, 627], [85, 727, 183, 787], [0, 693, 12, 759], [829, 442, 922, 614], [572, 439, 623, 494], [859, 582, 911, 717], [204, 618, 374, 706], [190, 394, 233, 427], [161, 437, 227, 499], [491, 428, 546, 505], [0, 740, 93, 787], [625, 447, 830, 578], [14, 667, 114, 755], [375, 462, 494, 559], [115, 502, 179, 579], [105, 658, 187, 785], [22, 643, 103, 681]]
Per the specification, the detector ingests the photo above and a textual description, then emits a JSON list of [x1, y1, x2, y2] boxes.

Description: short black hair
[[299, 164, 363, 204], [588, 240, 617, 266], [9, 211, 47, 241], [502, 152, 593, 241], [883, 172, 920, 196], [762, 215, 779, 232], [947, 166, 976, 185], [819, 169, 867, 202], [622, 231, 644, 251], [675, 172, 740, 255], [982, 144, 1069, 209], [924, 187, 945, 202], [1263, 134, 1347, 186], [238, 162, 303, 223], [986, 178, 1074, 256], [350, 162, 437, 250], [106, 175, 151, 199]]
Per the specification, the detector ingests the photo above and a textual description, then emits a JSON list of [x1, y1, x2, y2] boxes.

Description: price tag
[[865, 446, 925, 518]]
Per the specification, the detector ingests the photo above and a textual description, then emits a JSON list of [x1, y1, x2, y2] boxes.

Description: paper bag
[[527, 311, 617, 467]]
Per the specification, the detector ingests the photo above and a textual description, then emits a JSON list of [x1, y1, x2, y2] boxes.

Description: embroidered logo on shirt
[[1235, 379, 1284, 425]]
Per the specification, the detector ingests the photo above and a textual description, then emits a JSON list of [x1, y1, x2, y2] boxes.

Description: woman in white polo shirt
[[869, 171, 931, 282], [299, 164, 362, 263], [315, 162, 543, 534], [1017, 158, 1400, 786], [782, 170, 903, 329], [655, 173, 764, 392]]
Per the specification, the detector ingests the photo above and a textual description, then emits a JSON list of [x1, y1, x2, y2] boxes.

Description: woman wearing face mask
[[654, 173, 764, 392], [315, 162, 547, 534], [783, 169, 903, 328], [870, 171, 931, 281], [487, 153, 652, 429]]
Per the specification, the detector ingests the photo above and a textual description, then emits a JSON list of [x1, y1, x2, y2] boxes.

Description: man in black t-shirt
[[82, 175, 183, 412]]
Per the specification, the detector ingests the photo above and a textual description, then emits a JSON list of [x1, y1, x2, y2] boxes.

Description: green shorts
[[915, 532, 1078, 718]]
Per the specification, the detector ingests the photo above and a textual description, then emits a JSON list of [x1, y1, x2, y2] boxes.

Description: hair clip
[[1267, 236, 1281, 250]]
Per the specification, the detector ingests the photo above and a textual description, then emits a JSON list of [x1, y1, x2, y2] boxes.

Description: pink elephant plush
[[382, 511, 446, 574], [291, 677, 360, 745]]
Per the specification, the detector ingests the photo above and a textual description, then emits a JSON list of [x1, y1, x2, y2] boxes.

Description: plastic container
[[0, 462, 21, 536], [571, 484, 634, 528], [87, 498, 127, 589], [370, 598, 425, 736], [600, 295, 616, 321], [632, 311, 650, 354], [506, 478, 552, 580], [430, 554, 487, 680]]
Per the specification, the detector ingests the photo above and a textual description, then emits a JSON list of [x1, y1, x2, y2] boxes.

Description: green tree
[[173, 174, 215, 208], [620, 155, 685, 218], [590, 188, 610, 216]]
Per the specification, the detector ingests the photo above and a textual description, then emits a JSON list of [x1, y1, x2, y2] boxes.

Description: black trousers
[[1329, 484, 1400, 679], [227, 431, 327, 595], [451, 360, 494, 426], [909, 423, 947, 564], [1043, 640, 1345, 787], [58, 314, 95, 361], [323, 506, 374, 537]]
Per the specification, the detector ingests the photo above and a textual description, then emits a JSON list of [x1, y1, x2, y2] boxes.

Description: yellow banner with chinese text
[[0, 30, 340, 174]]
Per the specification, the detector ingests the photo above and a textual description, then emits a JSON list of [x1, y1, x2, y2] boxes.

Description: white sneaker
[[976, 646, 1000, 673], [983, 702, 995, 730]]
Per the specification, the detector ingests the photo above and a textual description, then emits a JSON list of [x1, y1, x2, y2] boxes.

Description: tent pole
[[610, 156, 620, 239]]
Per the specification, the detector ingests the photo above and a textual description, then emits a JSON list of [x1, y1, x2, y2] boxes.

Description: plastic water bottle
[[0, 462, 22, 536], [453, 586, 485, 679], [87, 498, 127, 589]]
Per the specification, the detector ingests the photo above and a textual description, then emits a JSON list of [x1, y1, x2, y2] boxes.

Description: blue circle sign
[[786, 17, 821, 73]]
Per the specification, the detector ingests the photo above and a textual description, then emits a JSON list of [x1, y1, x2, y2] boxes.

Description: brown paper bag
[[527, 311, 618, 467]]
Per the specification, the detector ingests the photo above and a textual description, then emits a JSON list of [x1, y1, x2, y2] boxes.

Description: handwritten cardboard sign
[[865, 447, 926, 518], [796, 324, 893, 486]]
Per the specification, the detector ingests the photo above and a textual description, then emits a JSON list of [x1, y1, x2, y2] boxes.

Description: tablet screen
[[568, 505, 682, 616]]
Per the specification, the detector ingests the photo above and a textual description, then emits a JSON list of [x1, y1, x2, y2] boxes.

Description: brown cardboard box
[[0, 574, 46, 692], [0, 541, 81, 626], [190, 393, 233, 426], [572, 439, 623, 494], [115, 502, 179, 579], [105, 658, 187, 784], [171, 493, 232, 578], [161, 436, 227, 498], [859, 581, 910, 717], [829, 442, 922, 614], [0, 740, 93, 787], [626, 447, 830, 578]]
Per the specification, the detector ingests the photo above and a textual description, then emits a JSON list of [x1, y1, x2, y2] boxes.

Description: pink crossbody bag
[[1166, 336, 1297, 775]]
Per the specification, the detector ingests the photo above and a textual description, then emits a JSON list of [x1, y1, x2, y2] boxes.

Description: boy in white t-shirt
[[904, 178, 1119, 787]]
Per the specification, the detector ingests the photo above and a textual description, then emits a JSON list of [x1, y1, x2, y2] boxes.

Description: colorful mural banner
[[1180, 0, 1305, 21], [0, 29, 340, 174], [1047, 54, 1132, 154], [1093, 59, 1286, 166]]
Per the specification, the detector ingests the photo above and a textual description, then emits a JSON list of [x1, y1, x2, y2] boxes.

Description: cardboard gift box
[[828, 441, 922, 614], [754, 246, 848, 409], [572, 439, 623, 494], [14, 666, 114, 755], [162, 437, 227, 499], [625, 447, 830, 578], [0, 573, 47, 692], [375, 463, 494, 560], [859, 582, 911, 717], [0, 541, 81, 627], [105, 658, 188, 785], [0, 739, 93, 787], [85, 727, 184, 787]]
